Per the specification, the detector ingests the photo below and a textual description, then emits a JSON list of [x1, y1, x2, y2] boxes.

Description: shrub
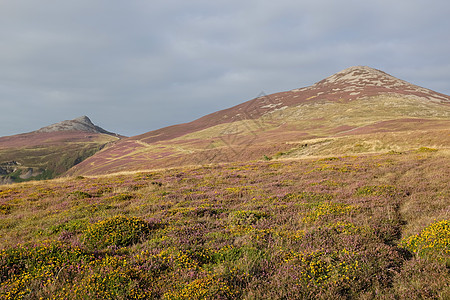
[[263, 155, 272, 161], [69, 190, 92, 199], [303, 202, 356, 223], [164, 275, 235, 300], [0, 204, 11, 215], [105, 193, 133, 202], [230, 210, 269, 225], [355, 185, 396, 197], [0, 241, 94, 299], [82, 216, 155, 249], [283, 192, 333, 203], [399, 219, 449, 262], [68, 255, 151, 300]]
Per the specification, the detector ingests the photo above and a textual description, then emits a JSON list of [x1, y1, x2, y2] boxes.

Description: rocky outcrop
[[36, 116, 119, 136], [0, 161, 20, 175]]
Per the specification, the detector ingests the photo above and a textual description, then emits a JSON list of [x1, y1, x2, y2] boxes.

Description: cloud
[[1, 0, 449, 137]]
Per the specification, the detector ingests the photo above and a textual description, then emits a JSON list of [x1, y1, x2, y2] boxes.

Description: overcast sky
[[1, 0, 449, 137]]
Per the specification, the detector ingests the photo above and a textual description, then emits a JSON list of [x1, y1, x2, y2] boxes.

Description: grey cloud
[[1, 0, 449, 137]]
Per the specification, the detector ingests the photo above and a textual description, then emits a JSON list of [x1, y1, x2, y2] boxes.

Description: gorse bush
[[400, 219, 450, 262], [303, 202, 357, 223], [355, 185, 397, 196], [71, 255, 150, 300], [0, 242, 154, 299], [283, 192, 333, 202], [108, 193, 133, 201], [69, 190, 92, 199], [164, 275, 235, 300], [0, 204, 11, 215], [83, 216, 155, 249], [282, 249, 361, 286], [230, 210, 269, 225], [0, 241, 94, 299], [0, 241, 88, 281]]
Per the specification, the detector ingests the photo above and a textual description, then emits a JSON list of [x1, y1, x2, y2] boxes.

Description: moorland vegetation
[[0, 149, 448, 299]]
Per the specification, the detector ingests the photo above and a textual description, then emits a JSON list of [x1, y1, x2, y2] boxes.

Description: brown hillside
[[65, 66, 450, 176]]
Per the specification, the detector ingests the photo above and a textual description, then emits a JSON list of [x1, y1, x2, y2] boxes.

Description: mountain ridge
[[65, 66, 450, 176], [130, 66, 449, 144]]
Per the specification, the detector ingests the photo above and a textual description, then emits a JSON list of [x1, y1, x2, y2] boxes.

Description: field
[[0, 148, 448, 299]]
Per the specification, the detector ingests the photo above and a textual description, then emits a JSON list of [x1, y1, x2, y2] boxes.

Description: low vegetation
[[0, 133, 118, 184], [0, 150, 448, 299]]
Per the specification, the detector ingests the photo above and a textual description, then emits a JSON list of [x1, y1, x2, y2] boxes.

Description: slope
[[66, 66, 450, 176], [0, 116, 121, 183], [0, 150, 448, 298]]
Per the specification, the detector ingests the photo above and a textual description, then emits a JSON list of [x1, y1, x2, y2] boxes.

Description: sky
[[1, 0, 449, 137]]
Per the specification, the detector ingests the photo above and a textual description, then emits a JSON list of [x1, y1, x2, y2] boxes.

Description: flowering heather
[[0, 151, 448, 299]]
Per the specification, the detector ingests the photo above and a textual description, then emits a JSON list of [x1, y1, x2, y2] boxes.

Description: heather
[[0, 151, 449, 299]]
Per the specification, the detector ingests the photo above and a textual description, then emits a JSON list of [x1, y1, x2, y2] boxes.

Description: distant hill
[[36, 116, 119, 136], [65, 66, 450, 176], [0, 116, 121, 184]]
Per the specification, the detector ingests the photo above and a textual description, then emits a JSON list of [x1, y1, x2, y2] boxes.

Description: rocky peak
[[315, 66, 409, 89], [288, 66, 450, 104], [73, 115, 95, 125], [36, 116, 117, 136]]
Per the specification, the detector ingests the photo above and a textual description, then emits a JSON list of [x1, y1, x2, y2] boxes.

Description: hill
[[66, 66, 450, 176], [0, 116, 121, 184], [0, 67, 448, 299], [36, 115, 119, 136], [0, 150, 448, 298]]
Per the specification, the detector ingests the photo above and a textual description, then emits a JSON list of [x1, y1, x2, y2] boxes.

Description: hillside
[[0, 116, 120, 184], [0, 67, 448, 299], [66, 66, 450, 176], [0, 150, 448, 298]]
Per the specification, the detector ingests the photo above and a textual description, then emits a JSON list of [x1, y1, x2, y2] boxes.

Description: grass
[[0, 133, 118, 183], [0, 151, 449, 299], [177, 96, 450, 141]]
